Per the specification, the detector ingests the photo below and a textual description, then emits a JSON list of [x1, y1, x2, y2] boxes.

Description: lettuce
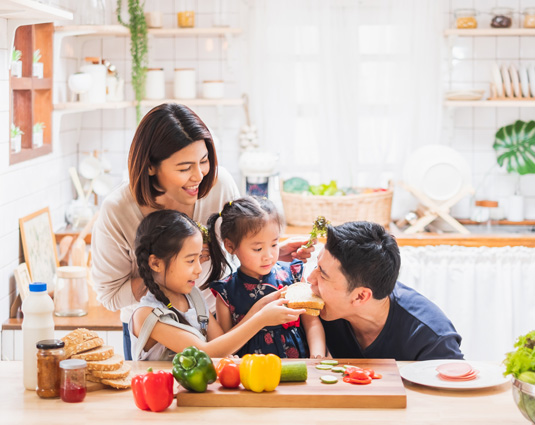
[[504, 330, 535, 378]]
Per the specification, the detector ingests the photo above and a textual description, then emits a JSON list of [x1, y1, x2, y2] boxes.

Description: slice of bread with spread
[[283, 282, 325, 316]]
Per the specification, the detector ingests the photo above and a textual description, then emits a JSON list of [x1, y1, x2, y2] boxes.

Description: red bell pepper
[[131, 367, 174, 412]]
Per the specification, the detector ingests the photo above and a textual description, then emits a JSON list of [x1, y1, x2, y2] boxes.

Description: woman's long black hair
[[203, 196, 283, 288], [135, 209, 201, 325]]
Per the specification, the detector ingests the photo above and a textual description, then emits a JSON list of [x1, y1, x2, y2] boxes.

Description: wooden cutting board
[[177, 358, 406, 408]]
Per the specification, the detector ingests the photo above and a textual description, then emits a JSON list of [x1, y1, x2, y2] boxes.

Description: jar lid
[[475, 200, 499, 208], [147, 67, 164, 71], [29, 282, 47, 292], [60, 359, 87, 370], [175, 68, 195, 71], [36, 339, 65, 349], [85, 56, 101, 64], [56, 266, 86, 279]]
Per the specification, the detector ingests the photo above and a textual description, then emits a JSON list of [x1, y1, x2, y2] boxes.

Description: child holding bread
[[129, 209, 304, 361], [205, 196, 326, 358]]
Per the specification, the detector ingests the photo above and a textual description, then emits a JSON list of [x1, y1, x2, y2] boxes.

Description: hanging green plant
[[493, 120, 535, 175], [117, 0, 148, 123]]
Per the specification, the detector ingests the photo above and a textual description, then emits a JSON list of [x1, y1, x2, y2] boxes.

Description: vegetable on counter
[[196, 222, 210, 244], [240, 353, 281, 393], [172, 346, 217, 393], [280, 361, 308, 382], [504, 330, 535, 381], [303, 216, 330, 248], [343, 366, 382, 385], [216, 358, 241, 389], [131, 368, 174, 412]]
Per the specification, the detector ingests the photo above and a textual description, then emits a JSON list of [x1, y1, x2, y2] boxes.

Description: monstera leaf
[[493, 120, 535, 175]]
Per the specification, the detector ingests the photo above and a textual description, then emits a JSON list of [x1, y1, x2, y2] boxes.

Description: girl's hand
[[279, 237, 315, 263], [200, 244, 210, 264], [258, 298, 305, 327]]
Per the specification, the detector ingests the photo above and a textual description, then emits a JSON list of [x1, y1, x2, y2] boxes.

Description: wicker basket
[[281, 186, 393, 228]]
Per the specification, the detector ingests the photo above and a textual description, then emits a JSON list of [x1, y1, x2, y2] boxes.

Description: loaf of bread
[[283, 282, 325, 316], [72, 345, 114, 361]]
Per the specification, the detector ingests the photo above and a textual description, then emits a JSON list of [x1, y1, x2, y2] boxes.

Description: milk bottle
[[22, 282, 55, 390]]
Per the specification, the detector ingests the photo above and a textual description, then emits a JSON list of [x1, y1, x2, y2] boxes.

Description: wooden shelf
[[140, 98, 245, 107], [54, 101, 133, 111], [0, 0, 72, 21], [444, 99, 535, 107], [54, 25, 242, 37], [445, 28, 535, 37]]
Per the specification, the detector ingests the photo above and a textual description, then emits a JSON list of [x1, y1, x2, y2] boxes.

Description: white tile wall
[[444, 0, 535, 219]]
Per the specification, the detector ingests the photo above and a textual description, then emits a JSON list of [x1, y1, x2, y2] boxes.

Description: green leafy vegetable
[[283, 177, 310, 193], [303, 216, 329, 248], [503, 330, 535, 378], [196, 222, 210, 244]]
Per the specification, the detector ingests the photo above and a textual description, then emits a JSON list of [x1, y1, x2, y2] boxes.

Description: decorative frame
[[14, 262, 31, 301], [19, 207, 58, 287]]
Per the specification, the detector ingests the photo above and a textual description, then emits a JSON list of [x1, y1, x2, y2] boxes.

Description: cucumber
[[330, 366, 346, 373], [320, 375, 338, 384], [280, 362, 308, 382], [316, 364, 332, 370], [320, 360, 339, 366]]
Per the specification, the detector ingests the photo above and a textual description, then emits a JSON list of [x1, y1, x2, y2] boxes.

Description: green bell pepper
[[172, 346, 217, 393]]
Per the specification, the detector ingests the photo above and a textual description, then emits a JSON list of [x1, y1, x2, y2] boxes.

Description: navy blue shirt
[[321, 282, 463, 361]]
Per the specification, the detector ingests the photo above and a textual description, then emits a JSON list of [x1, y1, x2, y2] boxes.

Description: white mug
[[174, 69, 196, 99]]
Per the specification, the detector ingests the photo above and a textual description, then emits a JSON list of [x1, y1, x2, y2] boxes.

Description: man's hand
[[279, 236, 316, 263]]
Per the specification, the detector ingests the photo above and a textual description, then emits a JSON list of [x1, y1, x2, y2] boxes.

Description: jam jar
[[523, 7, 535, 28], [36, 339, 65, 398], [59, 359, 87, 403], [454, 8, 477, 29], [491, 7, 513, 28]]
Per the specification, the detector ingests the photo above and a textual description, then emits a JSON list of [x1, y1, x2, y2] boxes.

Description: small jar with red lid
[[59, 359, 87, 403]]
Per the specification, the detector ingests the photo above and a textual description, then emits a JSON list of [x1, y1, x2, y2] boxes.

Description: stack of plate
[[492, 62, 535, 98]]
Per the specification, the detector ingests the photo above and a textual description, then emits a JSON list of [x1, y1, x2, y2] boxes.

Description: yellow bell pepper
[[239, 353, 281, 393]]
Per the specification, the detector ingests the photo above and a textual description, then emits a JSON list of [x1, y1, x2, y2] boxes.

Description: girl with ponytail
[[130, 209, 304, 361], [206, 196, 326, 359]]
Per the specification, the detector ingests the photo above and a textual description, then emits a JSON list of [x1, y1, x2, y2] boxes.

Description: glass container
[[36, 339, 65, 399], [59, 359, 87, 403], [54, 266, 89, 317], [178, 0, 195, 28], [454, 8, 478, 29], [491, 7, 513, 28], [145, 68, 165, 100], [523, 8, 535, 28]]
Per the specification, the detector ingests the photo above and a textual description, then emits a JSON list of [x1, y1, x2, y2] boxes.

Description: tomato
[[219, 363, 241, 389], [216, 358, 235, 377], [343, 376, 372, 385], [347, 370, 370, 381]]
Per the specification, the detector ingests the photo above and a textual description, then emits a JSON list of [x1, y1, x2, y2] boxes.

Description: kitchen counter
[[0, 361, 525, 424]]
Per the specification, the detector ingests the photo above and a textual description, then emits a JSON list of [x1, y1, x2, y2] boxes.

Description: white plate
[[399, 360, 509, 390], [492, 63, 503, 98], [529, 64, 535, 98], [445, 90, 485, 101], [519, 65, 530, 98], [403, 145, 472, 202], [509, 64, 521, 98], [501, 64, 513, 98]]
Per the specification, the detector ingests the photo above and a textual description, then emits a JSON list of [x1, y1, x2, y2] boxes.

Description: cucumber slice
[[330, 366, 346, 373], [280, 362, 308, 382], [315, 364, 332, 370], [320, 375, 338, 384], [320, 360, 339, 366]]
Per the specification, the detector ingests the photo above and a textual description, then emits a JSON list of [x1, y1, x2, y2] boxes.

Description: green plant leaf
[[493, 120, 535, 175]]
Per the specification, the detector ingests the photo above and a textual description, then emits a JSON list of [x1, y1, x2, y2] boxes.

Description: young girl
[[130, 209, 304, 361], [205, 196, 326, 358]]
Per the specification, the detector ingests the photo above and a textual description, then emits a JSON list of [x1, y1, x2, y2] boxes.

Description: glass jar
[[177, 0, 195, 28], [491, 7, 513, 28], [145, 68, 165, 100], [454, 8, 478, 29], [36, 339, 65, 399], [59, 359, 87, 403], [54, 266, 89, 317], [523, 7, 535, 28]]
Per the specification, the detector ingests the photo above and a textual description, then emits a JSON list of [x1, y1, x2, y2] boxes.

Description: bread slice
[[62, 328, 102, 357], [86, 354, 124, 371], [64, 337, 105, 358], [91, 363, 131, 379], [86, 373, 102, 383], [72, 345, 114, 361], [101, 374, 133, 389], [284, 282, 325, 315]]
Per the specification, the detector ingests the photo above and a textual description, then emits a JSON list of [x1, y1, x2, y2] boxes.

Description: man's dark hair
[[325, 221, 400, 299]]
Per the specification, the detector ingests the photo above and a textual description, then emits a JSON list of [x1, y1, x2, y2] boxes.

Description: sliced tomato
[[343, 376, 372, 385], [346, 370, 370, 381], [372, 373, 382, 379]]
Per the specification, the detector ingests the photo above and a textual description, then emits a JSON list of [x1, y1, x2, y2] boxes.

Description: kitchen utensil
[[492, 63, 504, 97], [519, 65, 530, 98], [58, 235, 74, 266], [92, 173, 114, 197], [399, 360, 509, 390], [501, 64, 513, 97], [79, 155, 103, 180], [70, 210, 99, 267], [512, 378, 535, 424], [68, 72, 92, 102], [509, 64, 521, 98], [445, 90, 485, 101], [529, 64, 535, 97], [177, 358, 406, 408], [54, 266, 88, 317], [68, 167, 85, 200]]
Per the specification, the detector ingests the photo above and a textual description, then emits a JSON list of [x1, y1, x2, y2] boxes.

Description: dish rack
[[281, 183, 393, 228]]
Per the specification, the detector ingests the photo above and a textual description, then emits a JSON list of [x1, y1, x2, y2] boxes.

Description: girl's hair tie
[[219, 211, 222, 217], [229, 201, 232, 206], [167, 302, 172, 308]]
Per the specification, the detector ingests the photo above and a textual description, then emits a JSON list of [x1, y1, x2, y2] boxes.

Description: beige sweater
[[91, 166, 240, 322]]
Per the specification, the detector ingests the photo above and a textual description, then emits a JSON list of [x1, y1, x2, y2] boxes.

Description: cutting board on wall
[[177, 358, 406, 408]]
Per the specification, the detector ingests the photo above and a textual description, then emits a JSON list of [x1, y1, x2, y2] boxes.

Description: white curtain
[[245, 0, 444, 217], [399, 246, 535, 362]]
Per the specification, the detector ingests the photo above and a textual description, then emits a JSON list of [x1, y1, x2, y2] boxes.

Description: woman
[[91, 103, 313, 359]]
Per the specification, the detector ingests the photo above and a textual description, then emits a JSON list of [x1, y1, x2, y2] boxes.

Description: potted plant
[[10, 124, 23, 153], [11, 48, 22, 78], [33, 49, 43, 79], [493, 120, 535, 221], [116, 0, 148, 123], [33, 122, 45, 148]]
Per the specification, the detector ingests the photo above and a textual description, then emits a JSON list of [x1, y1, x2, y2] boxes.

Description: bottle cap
[[36, 339, 65, 349], [60, 359, 87, 370], [29, 282, 47, 292]]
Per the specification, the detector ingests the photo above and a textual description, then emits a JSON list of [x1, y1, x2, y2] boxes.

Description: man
[[308, 221, 463, 360]]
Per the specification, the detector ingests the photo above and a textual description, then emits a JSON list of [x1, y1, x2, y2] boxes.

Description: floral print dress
[[210, 260, 309, 358]]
